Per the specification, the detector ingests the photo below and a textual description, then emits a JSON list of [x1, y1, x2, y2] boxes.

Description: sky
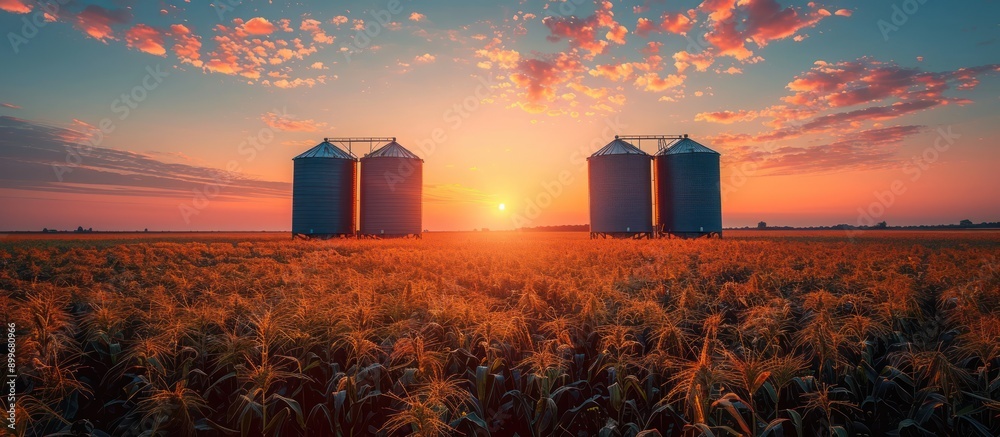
[[0, 0, 998, 232]]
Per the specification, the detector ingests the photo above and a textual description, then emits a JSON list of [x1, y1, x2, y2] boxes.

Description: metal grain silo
[[292, 141, 358, 238], [588, 137, 654, 238], [655, 137, 722, 238], [360, 141, 423, 237]]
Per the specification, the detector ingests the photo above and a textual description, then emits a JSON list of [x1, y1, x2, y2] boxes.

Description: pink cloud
[[542, 0, 626, 57], [635, 18, 656, 37], [125, 24, 166, 56], [510, 52, 584, 105], [778, 59, 1000, 112], [260, 111, 327, 131], [1, 103, 21, 109], [409, 12, 426, 22], [744, 0, 825, 47], [695, 110, 759, 124], [726, 125, 925, 175], [700, 59, 999, 175], [701, 0, 830, 63], [269, 77, 331, 89]]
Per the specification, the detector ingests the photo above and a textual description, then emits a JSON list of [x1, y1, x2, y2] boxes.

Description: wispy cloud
[[260, 111, 327, 132], [0, 116, 289, 200]]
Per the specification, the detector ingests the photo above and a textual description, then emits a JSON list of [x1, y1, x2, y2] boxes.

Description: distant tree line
[[742, 220, 1000, 231], [519, 224, 590, 232]]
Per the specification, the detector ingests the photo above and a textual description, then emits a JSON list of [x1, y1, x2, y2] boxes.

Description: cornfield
[[2, 231, 999, 436]]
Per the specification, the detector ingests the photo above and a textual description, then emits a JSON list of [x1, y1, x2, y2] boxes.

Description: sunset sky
[[1, 0, 998, 231]]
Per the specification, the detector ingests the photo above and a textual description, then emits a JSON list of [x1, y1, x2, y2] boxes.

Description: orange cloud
[[409, 12, 426, 22], [475, 47, 520, 69], [589, 63, 636, 82], [170, 24, 202, 68], [700, 0, 736, 22], [0, 0, 31, 14], [300, 19, 333, 44], [634, 72, 684, 92], [567, 82, 610, 100], [635, 12, 693, 36], [74, 5, 130, 41], [243, 17, 276, 35], [673, 51, 714, 73], [125, 24, 166, 56]]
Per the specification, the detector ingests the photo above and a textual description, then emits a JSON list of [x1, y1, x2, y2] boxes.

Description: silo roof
[[365, 141, 421, 159], [658, 138, 719, 155], [591, 138, 649, 157], [294, 141, 356, 160]]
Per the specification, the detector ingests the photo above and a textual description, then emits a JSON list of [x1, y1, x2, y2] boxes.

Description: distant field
[[4, 228, 1000, 243], [2, 231, 998, 436], [0, 231, 292, 243]]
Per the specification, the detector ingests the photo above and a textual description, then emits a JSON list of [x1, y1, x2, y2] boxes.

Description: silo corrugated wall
[[655, 139, 722, 237], [360, 142, 423, 237], [292, 145, 357, 238], [588, 139, 653, 236]]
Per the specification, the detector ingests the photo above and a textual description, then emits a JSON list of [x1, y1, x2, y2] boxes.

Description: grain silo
[[360, 140, 423, 238], [587, 137, 654, 238], [292, 141, 357, 238], [654, 136, 722, 238]]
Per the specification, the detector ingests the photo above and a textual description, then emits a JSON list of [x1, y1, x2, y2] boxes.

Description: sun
[[498, 203, 506, 211]]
